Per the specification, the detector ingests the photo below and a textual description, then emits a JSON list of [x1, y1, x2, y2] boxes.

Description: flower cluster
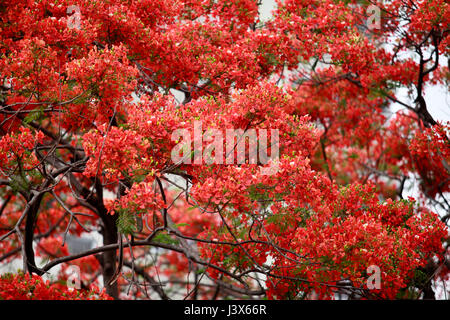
[[0, 272, 111, 300]]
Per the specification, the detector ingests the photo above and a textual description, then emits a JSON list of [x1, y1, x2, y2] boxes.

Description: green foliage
[[265, 52, 279, 66], [23, 108, 45, 125], [9, 174, 30, 194], [174, 222, 190, 228], [116, 209, 137, 235], [396, 268, 429, 299], [152, 232, 179, 245]]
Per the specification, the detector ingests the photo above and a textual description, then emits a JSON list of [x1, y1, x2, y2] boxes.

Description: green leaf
[[174, 223, 190, 228], [152, 232, 179, 245], [116, 209, 137, 235]]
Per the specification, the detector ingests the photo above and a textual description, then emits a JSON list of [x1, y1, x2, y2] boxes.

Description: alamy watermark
[[366, 5, 381, 30], [66, 265, 81, 291], [67, 5, 81, 30], [171, 121, 280, 175], [367, 265, 381, 290]]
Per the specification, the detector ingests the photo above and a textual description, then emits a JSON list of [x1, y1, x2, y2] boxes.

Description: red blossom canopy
[[0, 0, 449, 300]]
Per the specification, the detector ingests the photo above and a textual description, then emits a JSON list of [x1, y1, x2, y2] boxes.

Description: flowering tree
[[0, 0, 449, 300], [0, 272, 111, 300]]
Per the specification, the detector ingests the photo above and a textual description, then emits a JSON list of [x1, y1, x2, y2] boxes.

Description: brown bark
[[101, 213, 119, 299]]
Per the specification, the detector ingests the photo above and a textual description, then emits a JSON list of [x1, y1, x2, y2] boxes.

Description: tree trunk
[[421, 263, 436, 300], [101, 214, 119, 299], [24, 193, 45, 275], [422, 283, 435, 300]]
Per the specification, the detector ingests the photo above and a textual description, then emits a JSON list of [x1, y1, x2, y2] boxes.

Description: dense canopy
[[0, 0, 449, 300]]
